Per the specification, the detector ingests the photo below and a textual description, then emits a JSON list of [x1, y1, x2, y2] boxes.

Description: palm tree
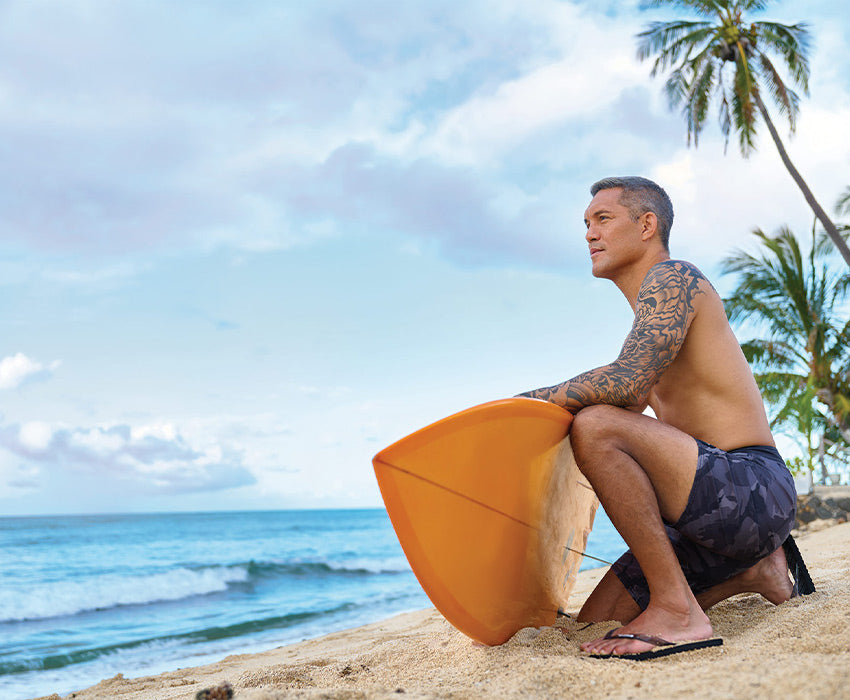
[[767, 382, 845, 482], [837, 187, 850, 222], [721, 226, 850, 482], [637, 0, 850, 267]]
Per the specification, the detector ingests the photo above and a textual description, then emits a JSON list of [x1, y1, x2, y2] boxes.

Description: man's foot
[[732, 545, 795, 604], [697, 545, 794, 609], [580, 601, 713, 657], [586, 631, 722, 660]]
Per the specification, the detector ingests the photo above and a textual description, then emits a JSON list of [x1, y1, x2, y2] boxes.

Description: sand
[[40, 521, 850, 700]]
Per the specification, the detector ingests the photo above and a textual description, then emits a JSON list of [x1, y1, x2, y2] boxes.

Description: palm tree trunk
[[753, 90, 850, 267]]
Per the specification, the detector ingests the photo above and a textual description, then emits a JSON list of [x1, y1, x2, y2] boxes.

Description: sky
[[2, 0, 849, 516]]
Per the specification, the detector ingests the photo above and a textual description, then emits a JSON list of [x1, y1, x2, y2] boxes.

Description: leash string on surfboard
[[563, 546, 613, 567], [379, 462, 614, 565], [556, 547, 614, 619]]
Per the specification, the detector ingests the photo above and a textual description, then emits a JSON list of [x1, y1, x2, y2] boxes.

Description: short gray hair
[[590, 176, 674, 250]]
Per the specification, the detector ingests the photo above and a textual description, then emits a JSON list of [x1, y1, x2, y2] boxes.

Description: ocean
[[2, 508, 625, 700]]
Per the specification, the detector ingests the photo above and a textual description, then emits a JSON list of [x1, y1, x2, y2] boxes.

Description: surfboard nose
[[373, 398, 598, 645]]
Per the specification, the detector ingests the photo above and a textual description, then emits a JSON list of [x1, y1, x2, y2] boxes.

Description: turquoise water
[[2, 508, 624, 700]]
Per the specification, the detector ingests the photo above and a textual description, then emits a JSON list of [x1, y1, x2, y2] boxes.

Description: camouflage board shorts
[[612, 439, 797, 610]]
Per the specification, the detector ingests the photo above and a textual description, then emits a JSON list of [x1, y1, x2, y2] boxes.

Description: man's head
[[589, 176, 674, 251]]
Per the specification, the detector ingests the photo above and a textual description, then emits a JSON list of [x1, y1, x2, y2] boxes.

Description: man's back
[[647, 265, 774, 451]]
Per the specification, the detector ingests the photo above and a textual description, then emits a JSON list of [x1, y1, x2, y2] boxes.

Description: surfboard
[[372, 398, 599, 646]]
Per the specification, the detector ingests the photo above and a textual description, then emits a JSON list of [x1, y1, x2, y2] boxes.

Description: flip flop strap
[[602, 630, 673, 646]]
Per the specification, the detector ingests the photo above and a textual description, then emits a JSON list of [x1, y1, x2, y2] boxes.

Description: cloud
[[0, 353, 60, 390], [0, 418, 255, 495], [415, 19, 647, 166], [0, 0, 662, 266], [1, 0, 844, 281], [5, 0, 840, 278]]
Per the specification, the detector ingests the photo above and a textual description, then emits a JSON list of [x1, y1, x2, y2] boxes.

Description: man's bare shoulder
[[634, 260, 717, 322], [641, 259, 715, 292]]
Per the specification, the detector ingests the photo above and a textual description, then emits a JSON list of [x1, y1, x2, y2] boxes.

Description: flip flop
[[782, 534, 815, 596], [588, 630, 723, 661]]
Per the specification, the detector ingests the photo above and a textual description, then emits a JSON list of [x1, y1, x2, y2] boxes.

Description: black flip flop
[[782, 534, 816, 596], [588, 631, 723, 661]]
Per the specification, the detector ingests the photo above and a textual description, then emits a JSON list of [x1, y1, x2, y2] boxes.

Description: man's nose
[[585, 226, 598, 242]]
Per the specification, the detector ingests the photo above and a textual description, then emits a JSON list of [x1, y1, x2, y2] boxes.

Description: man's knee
[[571, 404, 623, 463]]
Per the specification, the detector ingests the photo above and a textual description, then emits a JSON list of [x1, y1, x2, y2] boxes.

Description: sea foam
[[0, 564, 250, 622]]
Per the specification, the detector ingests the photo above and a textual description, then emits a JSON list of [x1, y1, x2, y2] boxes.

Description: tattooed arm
[[518, 260, 706, 413]]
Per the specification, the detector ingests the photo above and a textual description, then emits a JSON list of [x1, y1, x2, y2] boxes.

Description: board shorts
[[611, 439, 797, 610]]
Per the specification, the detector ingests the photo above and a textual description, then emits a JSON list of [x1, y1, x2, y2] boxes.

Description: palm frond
[[637, 20, 713, 67], [743, 1, 770, 10], [639, 0, 727, 15], [815, 228, 845, 258], [685, 55, 717, 144], [716, 69, 732, 149], [739, 339, 800, 371], [836, 187, 850, 218], [723, 226, 850, 443], [755, 21, 811, 93], [757, 53, 800, 132], [664, 66, 691, 111], [731, 49, 758, 154]]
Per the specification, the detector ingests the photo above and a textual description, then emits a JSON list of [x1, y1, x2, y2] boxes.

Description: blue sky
[[2, 0, 849, 515]]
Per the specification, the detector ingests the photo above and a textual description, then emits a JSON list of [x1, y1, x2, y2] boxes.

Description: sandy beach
[[37, 518, 850, 700]]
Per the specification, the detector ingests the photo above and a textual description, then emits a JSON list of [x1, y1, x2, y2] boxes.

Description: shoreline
[[38, 520, 850, 700]]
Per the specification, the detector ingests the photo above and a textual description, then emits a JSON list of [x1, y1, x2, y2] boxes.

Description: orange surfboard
[[373, 398, 599, 646]]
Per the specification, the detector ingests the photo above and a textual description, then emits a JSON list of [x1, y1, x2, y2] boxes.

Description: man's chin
[[590, 263, 608, 279]]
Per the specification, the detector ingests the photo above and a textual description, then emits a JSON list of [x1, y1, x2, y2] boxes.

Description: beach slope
[[42, 521, 850, 700]]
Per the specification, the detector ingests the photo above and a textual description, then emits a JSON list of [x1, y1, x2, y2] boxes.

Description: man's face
[[583, 188, 644, 279]]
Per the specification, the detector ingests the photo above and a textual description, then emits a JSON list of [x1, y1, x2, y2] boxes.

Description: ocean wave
[[0, 558, 412, 624], [0, 565, 250, 623], [248, 557, 410, 579], [0, 601, 360, 677]]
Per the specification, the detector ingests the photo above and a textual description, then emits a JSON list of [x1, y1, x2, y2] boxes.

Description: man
[[519, 176, 806, 659]]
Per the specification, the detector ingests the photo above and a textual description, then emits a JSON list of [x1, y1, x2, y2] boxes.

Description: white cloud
[[43, 260, 149, 288], [0, 353, 60, 390], [0, 0, 653, 263], [2, 0, 840, 273], [19, 421, 53, 451], [417, 22, 647, 166], [0, 418, 255, 495]]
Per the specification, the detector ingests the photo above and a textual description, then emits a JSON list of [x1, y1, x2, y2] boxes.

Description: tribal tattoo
[[519, 260, 707, 413]]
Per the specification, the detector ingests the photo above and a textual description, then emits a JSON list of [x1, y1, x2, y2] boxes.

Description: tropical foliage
[[636, 0, 850, 266], [837, 187, 850, 222], [721, 227, 850, 481]]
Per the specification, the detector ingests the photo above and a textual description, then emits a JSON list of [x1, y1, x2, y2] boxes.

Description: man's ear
[[640, 212, 658, 241]]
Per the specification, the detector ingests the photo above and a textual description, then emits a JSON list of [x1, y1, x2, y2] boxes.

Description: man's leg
[[569, 404, 712, 656], [577, 544, 794, 623], [695, 546, 794, 609], [577, 567, 641, 623]]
